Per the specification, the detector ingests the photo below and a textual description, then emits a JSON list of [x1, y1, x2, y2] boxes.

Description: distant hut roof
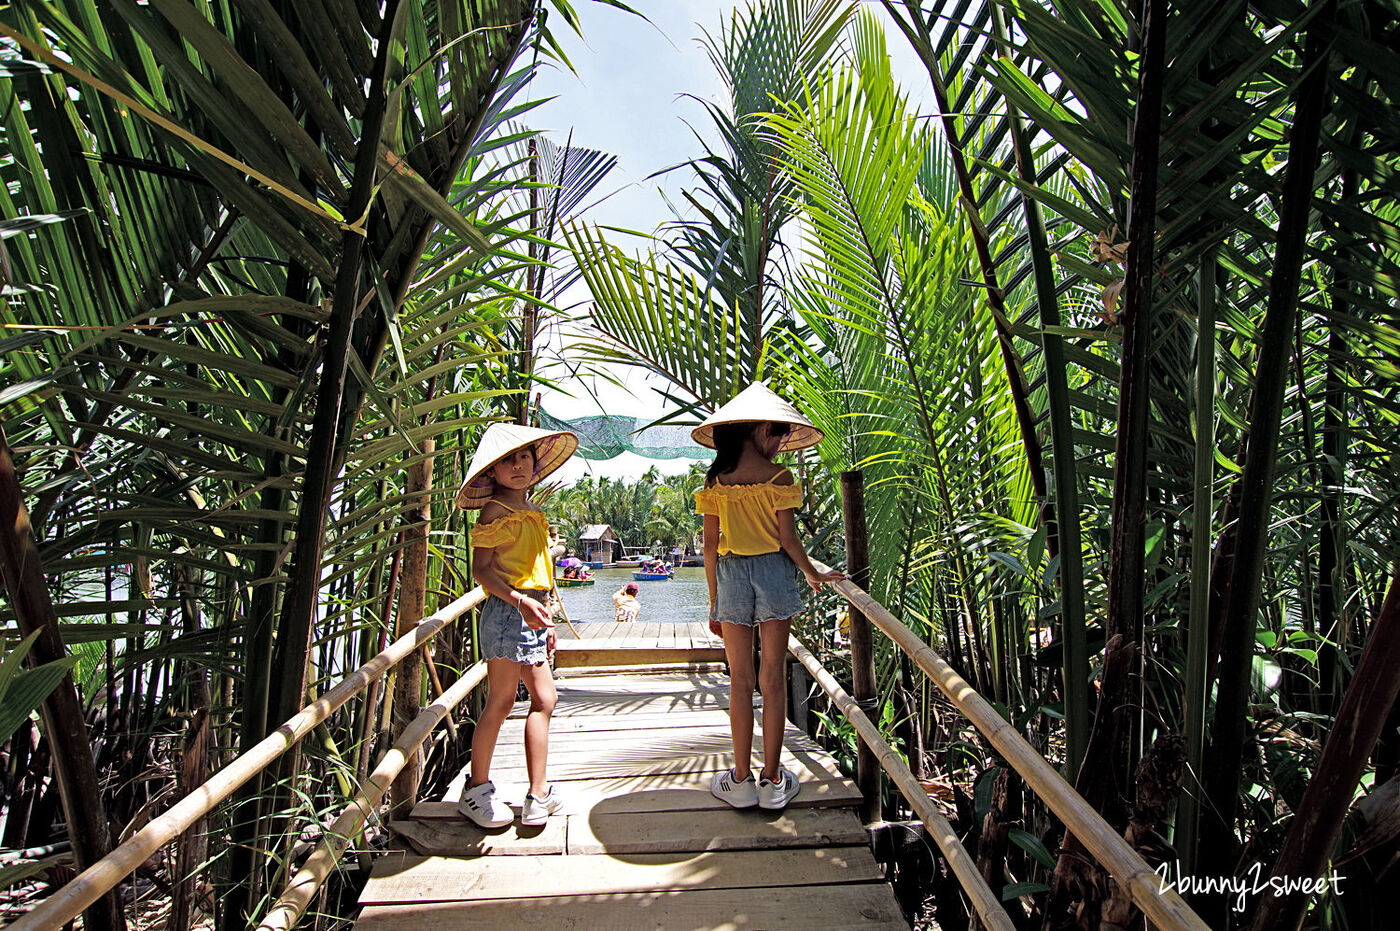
[[579, 524, 619, 541]]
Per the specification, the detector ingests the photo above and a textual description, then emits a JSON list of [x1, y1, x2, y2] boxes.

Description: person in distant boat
[[613, 582, 641, 622], [453, 423, 577, 829], [693, 382, 844, 813]]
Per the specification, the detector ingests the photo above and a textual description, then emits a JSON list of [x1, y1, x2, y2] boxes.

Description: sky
[[520, 1, 930, 485], [525, 1, 742, 485]]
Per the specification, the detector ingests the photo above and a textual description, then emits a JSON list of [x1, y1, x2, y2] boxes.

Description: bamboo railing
[[816, 564, 1209, 931], [10, 588, 487, 931], [258, 660, 488, 930], [788, 635, 1016, 931]]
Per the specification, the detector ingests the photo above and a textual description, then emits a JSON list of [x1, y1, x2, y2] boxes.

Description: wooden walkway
[[354, 623, 908, 929]]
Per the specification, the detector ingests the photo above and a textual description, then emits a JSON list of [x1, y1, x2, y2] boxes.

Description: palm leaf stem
[[239, 5, 408, 922], [1176, 249, 1218, 875], [990, 1, 1088, 780], [0, 431, 125, 930], [1054, 0, 1168, 903], [1199, 2, 1337, 901], [1317, 158, 1357, 708], [880, 0, 1052, 558]]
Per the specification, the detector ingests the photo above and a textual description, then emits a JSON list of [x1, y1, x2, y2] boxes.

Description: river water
[[555, 566, 709, 626]]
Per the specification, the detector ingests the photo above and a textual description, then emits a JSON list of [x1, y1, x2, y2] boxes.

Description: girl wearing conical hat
[[693, 382, 845, 812], [454, 422, 578, 829]]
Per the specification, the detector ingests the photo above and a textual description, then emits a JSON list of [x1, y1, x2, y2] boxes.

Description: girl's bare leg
[[469, 658, 522, 787], [519, 660, 558, 797], [757, 616, 793, 781], [721, 622, 757, 781]]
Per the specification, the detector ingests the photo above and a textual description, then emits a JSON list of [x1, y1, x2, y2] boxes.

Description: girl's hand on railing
[[805, 567, 846, 591]]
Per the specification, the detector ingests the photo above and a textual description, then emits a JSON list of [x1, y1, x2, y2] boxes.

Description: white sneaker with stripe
[[457, 779, 513, 828], [709, 768, 758, 808]]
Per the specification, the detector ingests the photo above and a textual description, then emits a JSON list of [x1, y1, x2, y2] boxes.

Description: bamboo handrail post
[[788, 635, 1016, 931], [840, 470, 881, 824], [9, 588, 486, 931], [813, 565, 1209, 931], [258, 661, 488, 931]]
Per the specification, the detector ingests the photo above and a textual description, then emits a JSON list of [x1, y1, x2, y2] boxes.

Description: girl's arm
[[702, 515, 720, 606], [471, 544, 553, 630], [777, 509, 846, 589]]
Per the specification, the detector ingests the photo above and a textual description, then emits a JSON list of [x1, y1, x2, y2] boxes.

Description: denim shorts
[[712, 550, 805, 626], [477, 588, 552, 664]]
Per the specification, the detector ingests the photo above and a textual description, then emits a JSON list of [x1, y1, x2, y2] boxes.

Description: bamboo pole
[[258, 661, 488, 931], [816, 565, 1209, 931], [788, 636, 1015, 931], [9, 588, 486, 931]]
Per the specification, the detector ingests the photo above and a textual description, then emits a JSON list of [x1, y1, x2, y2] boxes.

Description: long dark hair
[[705, 422, 756, 486]]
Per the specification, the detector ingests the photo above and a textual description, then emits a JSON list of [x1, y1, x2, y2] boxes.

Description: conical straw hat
[[691, 382, 823, 453], [455, 422, 578, 510]]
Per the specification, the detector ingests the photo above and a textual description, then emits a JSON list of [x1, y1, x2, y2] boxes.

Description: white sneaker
[[757, 767, 800, 810], [710, 768, 758, 808], [457, 780, 513, 828], [521, 786, 565, 825]]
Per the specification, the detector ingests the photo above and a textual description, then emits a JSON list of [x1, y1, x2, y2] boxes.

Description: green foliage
[[0, 631, 78, 743]]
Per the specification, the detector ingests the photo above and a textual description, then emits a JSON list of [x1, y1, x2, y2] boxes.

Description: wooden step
[[555, 646, 728, 667], [390, 806, 866, 857], [410, 772, 861, 820], [359, 848, 886, 905], [567, 805, 868, 855], [356, 884, 907, 930], [487, 724, 818, 763]]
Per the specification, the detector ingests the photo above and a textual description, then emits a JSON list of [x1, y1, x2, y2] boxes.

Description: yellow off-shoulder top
[[470, 506, 553, 590], [693, 474, 802, 556]]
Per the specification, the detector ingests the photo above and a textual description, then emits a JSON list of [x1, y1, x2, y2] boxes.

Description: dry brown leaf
[[1091, 224, 1129, 264], [1099, 278, 1125, 325]]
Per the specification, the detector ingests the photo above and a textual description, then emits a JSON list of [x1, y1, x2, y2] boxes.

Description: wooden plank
[[358, 848, 886, 904], [478, 744, 847, 783], [497, 708, 736, 734], [510, 688, 731, 717], [555, 672, 730, 691], [388, 817, 565, 857], [412, 773, 862, 820], [488, 726, 816, 764], [554, 662, 727, 678], [566, 806, 868, 855], [386, 810, 861, 858], [494, 716, 798, 740], [356, 884, 907, 930], [552, 647, 727, 670]]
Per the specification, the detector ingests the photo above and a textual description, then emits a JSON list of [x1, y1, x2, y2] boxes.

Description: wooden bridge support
[[392, 438, 434, 817], [841, 470, 882, 825]]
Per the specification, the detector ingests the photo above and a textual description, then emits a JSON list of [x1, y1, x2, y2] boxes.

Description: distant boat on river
[[632, 571, 673, 581]]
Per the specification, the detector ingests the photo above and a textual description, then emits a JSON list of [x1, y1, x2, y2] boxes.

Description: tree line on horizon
[[544, 464, 705, 557]]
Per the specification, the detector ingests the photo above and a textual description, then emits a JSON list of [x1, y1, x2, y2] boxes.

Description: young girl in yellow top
[[693, 383, 844, 810], [454, 423, 577, 828]]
